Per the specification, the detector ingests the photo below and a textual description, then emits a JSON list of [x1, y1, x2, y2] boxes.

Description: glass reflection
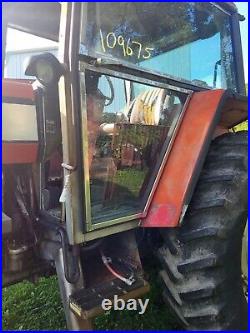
[[85, 71, 185, 223], [81, 2, 236, 90]]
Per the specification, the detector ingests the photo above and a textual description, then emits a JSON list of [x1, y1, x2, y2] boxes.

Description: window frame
[[78, 61, 191, 231]]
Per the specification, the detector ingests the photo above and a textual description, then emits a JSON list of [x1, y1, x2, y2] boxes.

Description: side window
[[84, 71, 186, 224], [4, 28, 58, 79]]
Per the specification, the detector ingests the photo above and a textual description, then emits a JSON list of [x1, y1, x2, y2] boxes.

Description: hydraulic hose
[[38, 211, 80, 284]]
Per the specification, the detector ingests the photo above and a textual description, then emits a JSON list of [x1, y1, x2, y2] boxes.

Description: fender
[[142, 89, 247, 227]]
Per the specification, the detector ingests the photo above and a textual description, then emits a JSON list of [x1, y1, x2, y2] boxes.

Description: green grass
[[2, 276, 66, 330], [233, 120, 248, 132], [114, 169, 147, 197], [2, 264, 180, 330]]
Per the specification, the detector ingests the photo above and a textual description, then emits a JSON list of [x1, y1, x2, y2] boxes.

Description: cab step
[[69, 277, 150, 320]]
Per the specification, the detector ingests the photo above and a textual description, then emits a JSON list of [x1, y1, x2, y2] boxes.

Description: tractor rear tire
[[158, 131, 248, 330]]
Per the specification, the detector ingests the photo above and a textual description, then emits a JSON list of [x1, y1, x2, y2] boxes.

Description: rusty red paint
[[2, 143, 38, 164], [142, 89, 226, 227], [2, 79, 34, 101], [144, 203, 177, 227]]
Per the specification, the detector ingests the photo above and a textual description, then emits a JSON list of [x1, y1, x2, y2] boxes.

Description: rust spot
[[142, 203, 177, 227]]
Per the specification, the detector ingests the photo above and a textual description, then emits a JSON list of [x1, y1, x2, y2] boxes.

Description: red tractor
[[2, 2, 248, 330]]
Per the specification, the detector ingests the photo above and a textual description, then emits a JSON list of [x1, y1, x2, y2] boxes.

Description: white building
[[5, 47, 58, 79]]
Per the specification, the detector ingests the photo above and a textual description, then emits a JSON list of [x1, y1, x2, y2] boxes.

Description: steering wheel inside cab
[[101, 75, 115, 106]]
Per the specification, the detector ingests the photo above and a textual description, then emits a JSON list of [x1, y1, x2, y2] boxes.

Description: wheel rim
[[241, 221, 248, 300]]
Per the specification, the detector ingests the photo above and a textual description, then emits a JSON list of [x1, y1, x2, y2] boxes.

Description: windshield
[[80, 2, 237, 90]]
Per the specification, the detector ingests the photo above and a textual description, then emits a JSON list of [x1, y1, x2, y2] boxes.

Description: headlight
[[36, 59, 54, 85], [25, 53, 65, 87]]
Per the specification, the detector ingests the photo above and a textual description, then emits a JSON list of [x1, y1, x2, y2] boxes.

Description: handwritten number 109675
[[99, 30, 154, 60]]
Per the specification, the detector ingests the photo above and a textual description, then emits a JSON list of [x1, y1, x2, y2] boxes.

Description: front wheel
[[158, 131, 248, 330]]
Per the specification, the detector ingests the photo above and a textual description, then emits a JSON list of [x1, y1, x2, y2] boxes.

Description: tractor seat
[[128, 88, 169, 125]]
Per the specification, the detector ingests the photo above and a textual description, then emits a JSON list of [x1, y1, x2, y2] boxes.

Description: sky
[[6, 2, 248, 82]]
